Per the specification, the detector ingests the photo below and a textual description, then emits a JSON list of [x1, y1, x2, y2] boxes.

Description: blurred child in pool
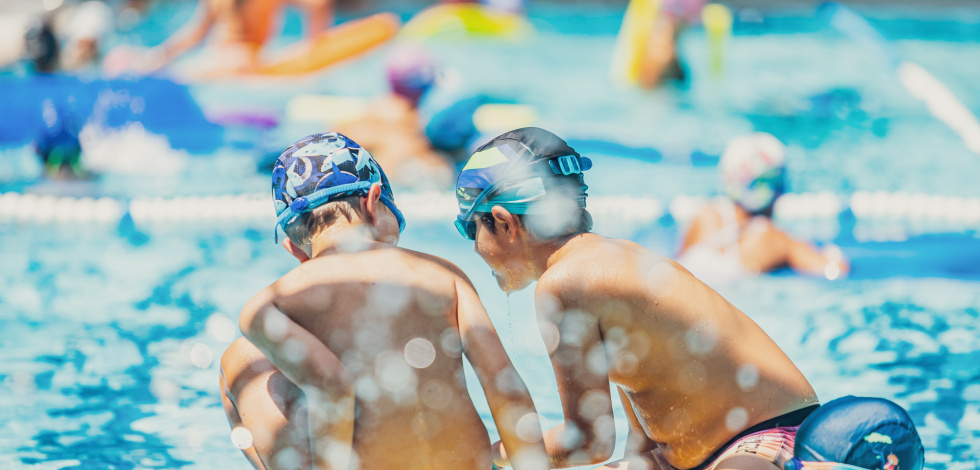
[[677, 133, 849, 284], [637, 0, 703, 88], [454, 127, 820, 470], [334, 44, 455, 189], [334, 43, 533, 188], [132, 0, 333, 75], [220, 133, 547, 470]]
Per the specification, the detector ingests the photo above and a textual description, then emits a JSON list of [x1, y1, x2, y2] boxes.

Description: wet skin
[[474, 210, 818, 469], [221, 188, 546, 470]]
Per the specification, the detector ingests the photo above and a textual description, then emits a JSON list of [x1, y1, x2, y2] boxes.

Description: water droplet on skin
[[230, 426, 253, 449], [726, 407, 749, 432], [736, 363, 759, 390]]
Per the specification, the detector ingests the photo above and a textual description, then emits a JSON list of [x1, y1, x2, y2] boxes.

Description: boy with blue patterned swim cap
[[455, 127, 824, 470], [220, 133, 548, 470]]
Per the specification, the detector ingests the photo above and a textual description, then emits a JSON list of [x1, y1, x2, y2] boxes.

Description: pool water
[[2, 3, 980, 469]]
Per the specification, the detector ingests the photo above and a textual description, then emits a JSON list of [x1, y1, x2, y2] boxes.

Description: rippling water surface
[[2, 3, 979, 469]]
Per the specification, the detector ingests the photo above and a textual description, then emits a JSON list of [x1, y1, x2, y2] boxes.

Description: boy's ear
[[361, 183, 384, 226], [282, 238, 311, 263], [490, 205, 521, 243]]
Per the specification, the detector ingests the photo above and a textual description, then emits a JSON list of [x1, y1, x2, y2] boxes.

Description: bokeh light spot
[[404, 337, 437, 369], [230, 426, 253, 449]]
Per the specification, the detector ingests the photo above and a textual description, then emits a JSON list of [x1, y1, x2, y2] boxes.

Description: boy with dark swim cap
[[220, 132, 548, 470], [455, 127, 821, 470]]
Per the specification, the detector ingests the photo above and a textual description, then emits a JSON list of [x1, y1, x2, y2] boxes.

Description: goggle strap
[[274, 181, 374, 242]]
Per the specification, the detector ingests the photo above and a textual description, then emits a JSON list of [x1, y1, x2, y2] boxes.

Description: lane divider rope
[[1, 191, 978, 229]]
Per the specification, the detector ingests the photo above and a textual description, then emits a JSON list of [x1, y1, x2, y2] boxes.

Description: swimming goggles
[[454, 154, 591, 241], [276, 180, 406, 242]]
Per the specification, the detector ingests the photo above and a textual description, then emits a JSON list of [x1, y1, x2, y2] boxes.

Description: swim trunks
[[686, 405, 819, 470]]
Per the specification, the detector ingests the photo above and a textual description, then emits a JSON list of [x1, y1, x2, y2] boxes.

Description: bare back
[[251, 245, 492, 470], [539, 234, 818, 469]]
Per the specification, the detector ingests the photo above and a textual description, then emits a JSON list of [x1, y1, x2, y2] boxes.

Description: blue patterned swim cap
[[272, 132, 405, 241]]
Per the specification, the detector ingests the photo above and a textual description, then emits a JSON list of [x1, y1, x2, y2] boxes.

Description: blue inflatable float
[[0, 74, 222, 154]]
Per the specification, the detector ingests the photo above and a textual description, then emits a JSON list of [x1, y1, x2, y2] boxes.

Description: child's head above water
[[719, 132, 787, 214], [272, 132, 405, 255], [386, 44, 438, 105]]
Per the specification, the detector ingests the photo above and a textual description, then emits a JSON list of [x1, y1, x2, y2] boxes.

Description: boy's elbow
[[551, 429, 615, 467], [238, 308, 256, 338], [581, 426, 617, 464], [585, 443, 615, 465], [237, 300, 269, 340]]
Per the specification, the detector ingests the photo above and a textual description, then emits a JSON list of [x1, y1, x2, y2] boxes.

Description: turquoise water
[[2, 3, 980, 469]]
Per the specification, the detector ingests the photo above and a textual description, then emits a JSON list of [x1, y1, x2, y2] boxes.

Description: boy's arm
[[239, 294, 355, 470], [531, 280, 617, 468], [454, 276, 548, 470]]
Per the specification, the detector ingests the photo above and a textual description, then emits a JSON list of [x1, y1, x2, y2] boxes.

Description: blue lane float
[[0, 74, 223, 154]]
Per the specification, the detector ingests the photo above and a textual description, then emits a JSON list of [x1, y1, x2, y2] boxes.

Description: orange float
[[255, 13, 401, 76]]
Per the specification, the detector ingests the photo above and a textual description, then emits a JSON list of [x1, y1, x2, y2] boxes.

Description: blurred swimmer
[[637, 0, 703, 88], [3, 2, 112, 74], [23, 17, 60, 74], [455, 127, 820, 470], [335, 44, 455, 188], [678, 133, 849, 283], [221, 133, 547, 470], [35, 97, 88, 179], [141, 0, 333, 75], [61, 1, 113, 71]]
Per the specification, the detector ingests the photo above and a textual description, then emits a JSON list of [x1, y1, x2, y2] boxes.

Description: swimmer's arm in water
[[154, 1, 218, 68], [454, 274, 548, 470], [526, 278, 617, 468], [783, 233, 850, 278], [239, 293, 355, 470], [290, 0, 334, 40]]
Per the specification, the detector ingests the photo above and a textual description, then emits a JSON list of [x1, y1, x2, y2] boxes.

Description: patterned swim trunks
[[703, 426, 799, 470]]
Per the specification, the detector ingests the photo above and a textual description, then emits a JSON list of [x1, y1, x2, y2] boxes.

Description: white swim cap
[[67, 1, 113, 42], [719, 132, 786, 213]]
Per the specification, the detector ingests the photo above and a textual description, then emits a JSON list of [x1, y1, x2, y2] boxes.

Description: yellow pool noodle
[[702, 3, 733, 77]]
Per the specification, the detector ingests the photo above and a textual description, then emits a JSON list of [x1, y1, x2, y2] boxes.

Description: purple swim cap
[[386, 44, 437, 104]]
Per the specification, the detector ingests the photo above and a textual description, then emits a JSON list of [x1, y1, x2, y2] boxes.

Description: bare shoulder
[[539, 235, 671, 299], [397, 247, 477, 286], [690, 205, 725, 231]]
